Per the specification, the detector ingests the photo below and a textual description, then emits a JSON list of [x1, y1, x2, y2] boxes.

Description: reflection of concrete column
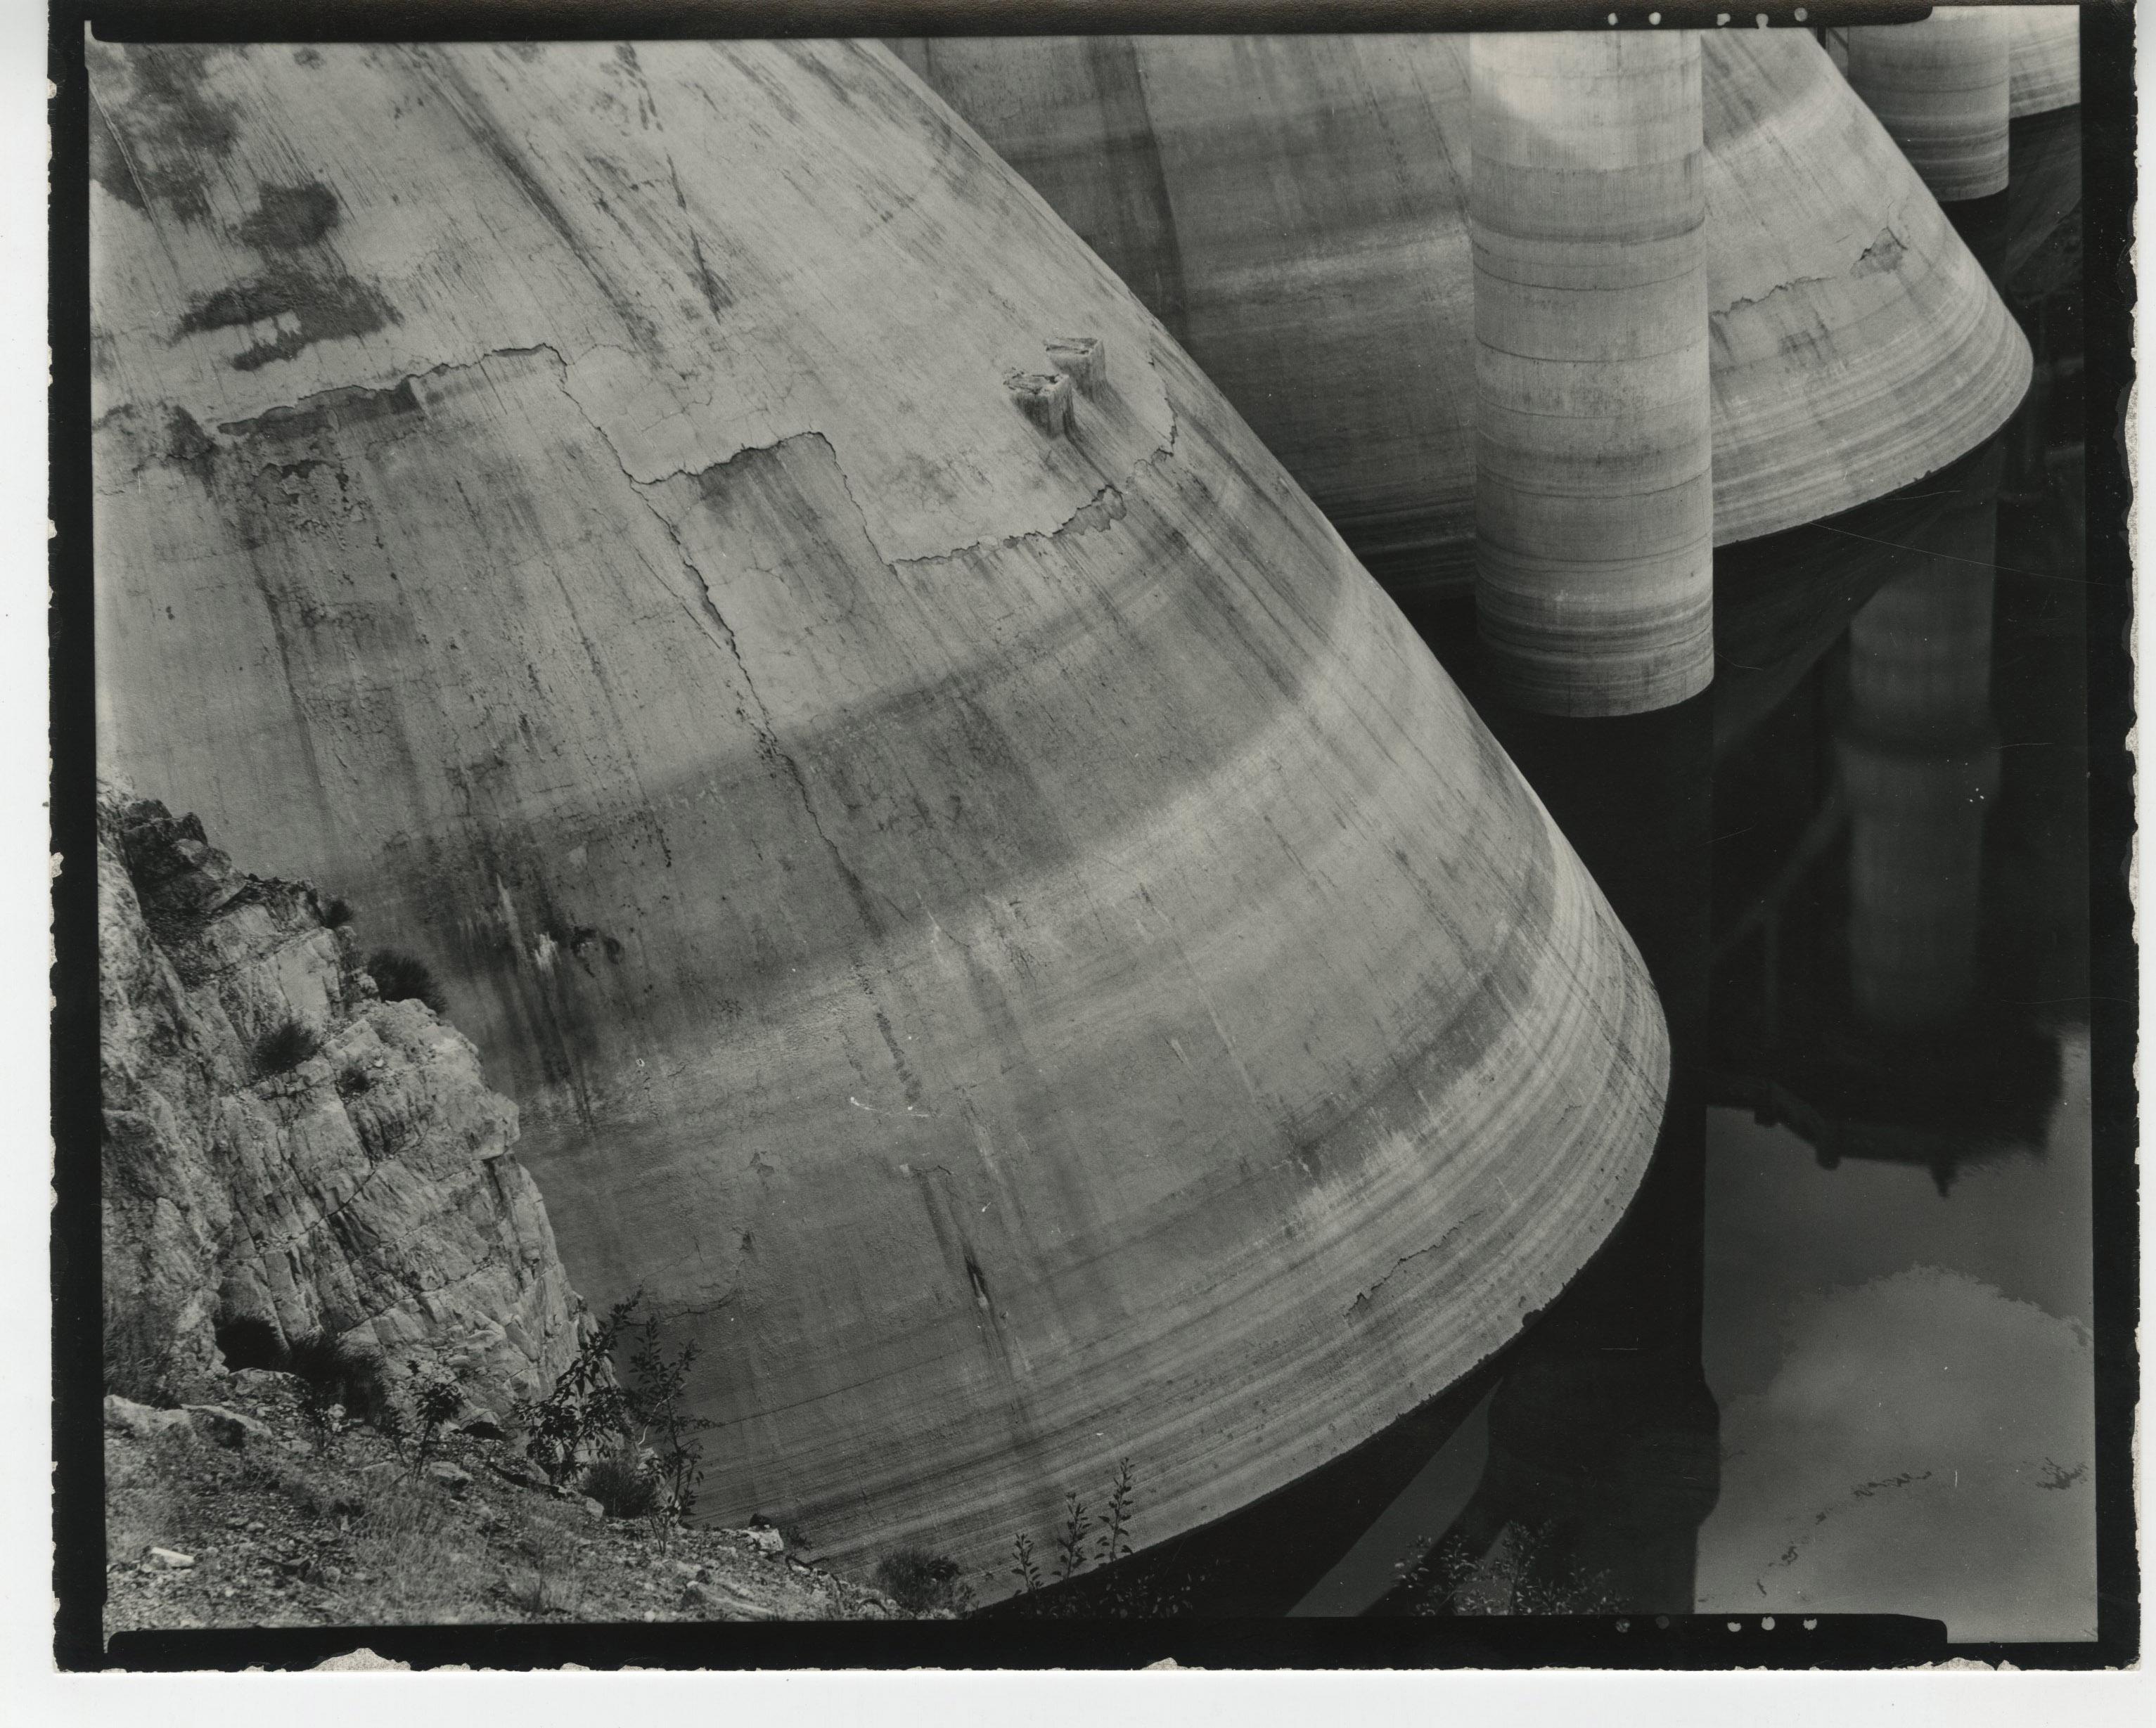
[[1470, 33, 1712, 717], [1846, 9, 2011, 204], [1837, 447, 2003, 1033]]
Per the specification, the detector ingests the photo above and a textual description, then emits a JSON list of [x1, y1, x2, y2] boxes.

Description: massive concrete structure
[[1469, 31, 1712, 718], [1845, 8, 2013, 204], [91, 39, 1668, 1590], [897, 30, 2030, 596]]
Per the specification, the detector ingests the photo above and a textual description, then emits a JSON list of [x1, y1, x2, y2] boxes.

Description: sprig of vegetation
[[1054, 1490, 1091, 1582], [1096, 1457, 1136, 1566]]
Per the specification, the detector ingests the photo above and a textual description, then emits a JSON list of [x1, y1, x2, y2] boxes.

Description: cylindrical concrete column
[[1845, 8, 2012, 204], [1470, 32, 1712, 718]]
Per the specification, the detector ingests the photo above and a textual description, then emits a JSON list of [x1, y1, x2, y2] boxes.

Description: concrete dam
[[91, 37, 1674, 1589], [892, 29, 2032, 600]]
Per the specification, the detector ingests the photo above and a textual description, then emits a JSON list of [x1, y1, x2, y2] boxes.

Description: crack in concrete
[[1707, 225, 1914, 323], [1714, 225, 1908, 321], [1345, 1210, 1487, 1317]]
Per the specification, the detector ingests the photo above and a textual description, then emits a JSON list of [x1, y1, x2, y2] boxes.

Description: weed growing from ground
[[1096, 1456, 1136, 1566], [1055, 1490, 1091, 1581]]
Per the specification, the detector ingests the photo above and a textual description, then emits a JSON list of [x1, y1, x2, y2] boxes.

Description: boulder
[[227, 1369, 305, 1401], [146, 1547, 195, 1570], [184, 1403, 276, 1449], [103, 1395, 195, 1445], [425, 1460, 474, 1491]]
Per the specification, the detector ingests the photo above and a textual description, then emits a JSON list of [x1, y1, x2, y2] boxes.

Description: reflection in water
[[985, 94, 2090, 1632], [1326, 110, 2088, 1629], [1840, 451, 2002, 1037]]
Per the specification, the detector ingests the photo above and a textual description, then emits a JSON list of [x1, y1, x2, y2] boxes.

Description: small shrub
[[511, 1294, 641, 1486], [336, 1062, 376, 1101], [874, 1548, 978, 1616], [389, 1352, 468, 1477], [213, 1314, 285, 1373], [284, 1332, 394, 1429], [255, 1016, 321, 1076], [582, 1455, 658, 1519], [321, 896, 355, 929], [624, 1306, 715, 1532], [366, 948, 447, 1014]]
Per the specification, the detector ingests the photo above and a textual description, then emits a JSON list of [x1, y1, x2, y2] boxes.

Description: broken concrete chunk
[[1044, 334, 1106, 396], [1004, 368, 1073, 437]]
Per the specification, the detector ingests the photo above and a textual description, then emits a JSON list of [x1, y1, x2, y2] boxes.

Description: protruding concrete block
[[1004, 368, 1074, 435], [1044, 333, 1107, 396]]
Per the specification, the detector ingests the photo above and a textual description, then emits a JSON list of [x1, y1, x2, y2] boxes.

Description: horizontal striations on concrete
[[1844, 8, 2013, 203], [2005, 6, 2080, 119], [1702, 30, 2031, 543], [1469, 30, 1714, 718], [92, 39, 1669, 1593], [899, 32, 2030, 593]]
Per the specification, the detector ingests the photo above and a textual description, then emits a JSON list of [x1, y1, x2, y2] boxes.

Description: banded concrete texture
[[91, 39, 1668, 1591], [2006, 6, 2080, 119], [1846, 8, 2013, 203], [897, 32, 2030, 596], [1470, 31, 1713, 718], [1704, 31, 2030, 543]]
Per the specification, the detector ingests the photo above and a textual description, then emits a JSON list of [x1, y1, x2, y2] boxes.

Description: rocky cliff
[[100, 785, 586, 1417]]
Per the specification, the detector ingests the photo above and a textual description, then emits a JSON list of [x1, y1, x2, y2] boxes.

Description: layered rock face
[[92, 39, 1667, 1589], [100, 787, 586, 1415], [894, 31, 2029, 592]]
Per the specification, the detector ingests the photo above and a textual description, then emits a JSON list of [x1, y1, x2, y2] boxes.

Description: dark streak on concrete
[[173, 263, 400, 373], [164, 407, 219, 485], [238, 181, 342, 251], [217, 377, 421, 443], [86, 41, 239, 226]]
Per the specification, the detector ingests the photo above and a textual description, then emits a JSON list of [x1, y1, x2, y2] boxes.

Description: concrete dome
[[91, 38, 1667, 1588]]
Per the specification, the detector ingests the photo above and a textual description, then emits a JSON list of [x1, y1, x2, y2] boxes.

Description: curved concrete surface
[[2006, 6, 2080, 120], [1845, 9, 2013, 203], [896, 31, 2029, 596], [91, 39, 1668, 1592]]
